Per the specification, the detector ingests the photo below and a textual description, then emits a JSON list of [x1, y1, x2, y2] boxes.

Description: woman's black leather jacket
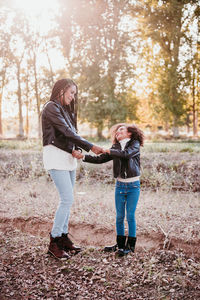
[[42, 100, 93, 153], [84, 139, 140, 178]]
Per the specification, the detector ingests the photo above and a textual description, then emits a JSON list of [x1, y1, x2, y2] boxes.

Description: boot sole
[[116, 249, 131, 257], [47, 250, 69, 260], [104, 244, 118, 252], [64, 248, 82, 254], [104, 248, 117, 252]]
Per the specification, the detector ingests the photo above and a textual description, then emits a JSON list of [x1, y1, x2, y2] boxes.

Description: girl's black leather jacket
[[42, 100, 93, 153], [84, 139, 140, 179]]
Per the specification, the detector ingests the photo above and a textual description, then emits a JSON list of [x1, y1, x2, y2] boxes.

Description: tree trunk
[[170, 3, 182, 138], [172, 125, 179, 138], [25, 101, 29, 137], [0, 68, 6, 136], [97, 125, 103, 140], [0, 92, 2, 136], [44, 38, 54, 86], [172, 116, 179, 138], [17, 62, 24, 137], [193, 111, 198, 137], [192, 62, 198, 137], [164, 121, 169, 133], [33, 52, 41, 138], [24, 73, 29, 137], [186, 113, 190, 135]]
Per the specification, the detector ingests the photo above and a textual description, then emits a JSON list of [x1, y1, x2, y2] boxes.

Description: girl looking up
[[73, 123, 144, 256]]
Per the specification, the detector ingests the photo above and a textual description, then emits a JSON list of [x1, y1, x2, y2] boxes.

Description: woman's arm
[[44, 102, 102, 154]]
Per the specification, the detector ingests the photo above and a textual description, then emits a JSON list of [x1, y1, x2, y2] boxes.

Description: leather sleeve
[[83, 153, 113, 164], [44, 102, 93, 152], [110, 140, 140, 159]]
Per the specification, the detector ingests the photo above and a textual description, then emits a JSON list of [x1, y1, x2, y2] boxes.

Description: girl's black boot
[[116, 235, 128, 257], [104, 243, 118, 252], [126, 236, 137, 252]]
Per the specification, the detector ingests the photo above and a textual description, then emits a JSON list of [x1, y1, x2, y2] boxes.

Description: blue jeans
[[115, 180, 140, 237], [49, 169, 76, 238]]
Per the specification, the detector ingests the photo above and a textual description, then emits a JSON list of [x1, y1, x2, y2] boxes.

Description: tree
[[179, 1, 200, 136], [191, 3, 200, 136], [57, 0, 137, 138], [0, 8, 12, 136], [23, 25, 58, 138], [131, 0, 199, 137], [9, 15, 27, 137]]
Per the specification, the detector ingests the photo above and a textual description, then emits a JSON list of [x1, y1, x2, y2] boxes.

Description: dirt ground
[[0, 174, 200, 299]]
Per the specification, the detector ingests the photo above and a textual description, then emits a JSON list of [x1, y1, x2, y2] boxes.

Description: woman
[[73, 123, 144, 256], [42, 78, 103, 259]]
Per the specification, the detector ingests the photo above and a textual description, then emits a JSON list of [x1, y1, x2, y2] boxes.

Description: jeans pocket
[[131, 182, 140, 188]]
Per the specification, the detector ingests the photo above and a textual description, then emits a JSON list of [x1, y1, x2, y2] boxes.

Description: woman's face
[[115, 125, 131, 141], [63, 85, 77, 105]]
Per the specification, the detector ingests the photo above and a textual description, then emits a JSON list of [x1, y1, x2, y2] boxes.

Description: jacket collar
[[114, 138, 133, 149]]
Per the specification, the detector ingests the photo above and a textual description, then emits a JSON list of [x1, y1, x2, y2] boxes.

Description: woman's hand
[[72, 150, 84, 159], [91, 145, 105, 155]]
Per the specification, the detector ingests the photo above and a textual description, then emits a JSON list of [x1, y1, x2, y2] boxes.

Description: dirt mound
[[0, 216, 199, 257]]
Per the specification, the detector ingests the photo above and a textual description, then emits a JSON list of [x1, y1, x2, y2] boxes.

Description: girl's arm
[[106, 140, 140, 159], [84, 152, 113, 164]]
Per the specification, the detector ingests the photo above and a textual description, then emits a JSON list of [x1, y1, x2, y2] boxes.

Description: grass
[[142, 141, 200, 153], [0, 146, 199, 194], [0, 138, 200, 153], [0, 139, 42, 150]]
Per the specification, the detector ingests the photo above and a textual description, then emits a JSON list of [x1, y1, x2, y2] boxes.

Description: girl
[[42, 78, 104, 259], [73, 123, 144, 256]]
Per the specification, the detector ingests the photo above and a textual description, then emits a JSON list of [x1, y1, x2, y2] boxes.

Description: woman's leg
[[115, 182, 126, 236], [49, 169, 74, 238], [126, 181, 140, 237], [62, 170, 76, 234]]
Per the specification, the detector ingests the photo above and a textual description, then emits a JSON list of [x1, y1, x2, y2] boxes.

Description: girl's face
[[115, 125, 131, 141], [63, 85, 77, 105]]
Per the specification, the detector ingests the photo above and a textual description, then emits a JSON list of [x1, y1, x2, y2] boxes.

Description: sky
[[2, 0, 66, 118]]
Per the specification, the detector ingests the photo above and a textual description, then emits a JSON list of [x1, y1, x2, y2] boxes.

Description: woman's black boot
[[126, 236, 137, 252]]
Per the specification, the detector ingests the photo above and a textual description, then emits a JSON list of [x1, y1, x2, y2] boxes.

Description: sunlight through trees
[[0, 0, 199, 138]]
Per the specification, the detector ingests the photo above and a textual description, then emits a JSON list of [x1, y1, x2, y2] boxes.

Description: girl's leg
[[126, 182, 140, 237], [115, 183, 126, 236], [62, 170, 76, 234], [49, 169, 74, 238]]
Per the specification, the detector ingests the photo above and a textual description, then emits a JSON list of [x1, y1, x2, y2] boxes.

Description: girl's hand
[[72, 150, 84, 159], [104, 149, 110, 154]]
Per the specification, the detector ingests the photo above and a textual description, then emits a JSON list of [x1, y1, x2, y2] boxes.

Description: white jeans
[[49, 169, 76, 238]]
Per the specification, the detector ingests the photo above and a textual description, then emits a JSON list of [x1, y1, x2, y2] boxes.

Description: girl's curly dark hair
[[110, 123, 144, 146]]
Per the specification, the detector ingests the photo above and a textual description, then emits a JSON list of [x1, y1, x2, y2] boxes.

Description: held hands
[[91, 145, 105, 155], [72, 146, 110, 159], [104, 149, 110, 154], [91, 145, 110, 154], [72, 150, 84, 159]]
